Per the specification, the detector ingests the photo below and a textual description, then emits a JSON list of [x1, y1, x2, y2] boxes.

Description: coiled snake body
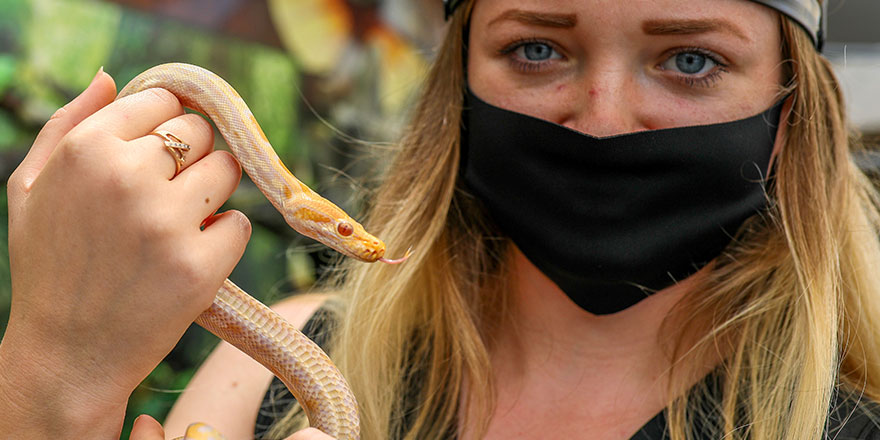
[[119, 63, 395, 439]]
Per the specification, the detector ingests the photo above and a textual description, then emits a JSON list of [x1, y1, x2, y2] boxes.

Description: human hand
[[0, 68, 251, 437], [129, 415, 336, 440]]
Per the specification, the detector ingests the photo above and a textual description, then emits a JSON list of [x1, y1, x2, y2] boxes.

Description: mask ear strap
[[444, 0, 464, 20], [817, 0, 827, 51]]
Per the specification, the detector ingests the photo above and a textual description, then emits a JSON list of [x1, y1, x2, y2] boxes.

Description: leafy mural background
[[0, 0, 440, 436], [4, 0, 875, 437]]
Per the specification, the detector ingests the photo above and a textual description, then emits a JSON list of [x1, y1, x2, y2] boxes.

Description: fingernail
[[70, 67, 103, 100], [88, 66, 104, 87], [49, 67, 104, 120], [132, 414, 145, 429], [185, 422, 227, 440]]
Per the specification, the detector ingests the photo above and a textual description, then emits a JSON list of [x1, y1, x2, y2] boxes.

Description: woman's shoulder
[[273, 292, 338, 348], [270, 292, 334, 327], [828, 390, 880, 439]]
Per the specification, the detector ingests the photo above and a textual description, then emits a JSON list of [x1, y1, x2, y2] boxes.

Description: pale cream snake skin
[[119, 63, 405, 439]]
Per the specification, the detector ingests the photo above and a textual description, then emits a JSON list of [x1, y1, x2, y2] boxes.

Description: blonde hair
[[662, 14, 880, 439], [270, 2, 880, 439]]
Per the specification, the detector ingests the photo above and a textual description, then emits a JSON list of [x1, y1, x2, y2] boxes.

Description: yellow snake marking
[[274, 157, 312, 200], [248, 113, 270, 143], [118, 63, 365, 439], [295, 206, 334, 225]]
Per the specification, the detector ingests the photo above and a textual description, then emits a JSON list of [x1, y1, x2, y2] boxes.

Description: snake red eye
[[337, 222, 354, 237]]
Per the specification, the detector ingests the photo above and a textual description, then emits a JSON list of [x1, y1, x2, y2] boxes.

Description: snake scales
[[119, 63, 402, 440]]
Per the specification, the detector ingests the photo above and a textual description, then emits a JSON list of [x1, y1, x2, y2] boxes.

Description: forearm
[[0, 327, 127, 438]]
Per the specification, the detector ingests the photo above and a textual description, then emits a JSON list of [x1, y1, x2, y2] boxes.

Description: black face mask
[[460, 89, 783, 315]]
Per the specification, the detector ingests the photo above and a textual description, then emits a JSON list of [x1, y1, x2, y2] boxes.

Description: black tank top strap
[[827, 389, 880, 439], [628, 386, 880, 439], [253, 309, 880, 439], [254, 307, 335, 439]]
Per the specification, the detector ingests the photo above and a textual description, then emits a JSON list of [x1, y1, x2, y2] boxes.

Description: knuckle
[[56, 129, 104, 171], [194, 282, 219, 311], [60, 127, 143, 181], [214, 150, 242, 176], [144, 87, 181, 109], [60, 126, 93, 152], [150, 230, 200, 272], [175, 253, 206, 285], [164, 253, 214, 301], [48, 105, 68, 122], [182, 113, 214, 141], [61, 125, 114, 157], [7, 166, 23, 189], [175, 257, 221, 305], [190, 152, 240, 187], [140, 211, 177, 241]]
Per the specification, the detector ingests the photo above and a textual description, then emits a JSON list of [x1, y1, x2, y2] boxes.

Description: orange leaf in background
[[266, 0, 431, 133], [268, 0, 353, 75], [365, 25, 427, 114]]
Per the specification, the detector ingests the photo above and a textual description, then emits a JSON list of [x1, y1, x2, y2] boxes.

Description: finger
[[174, 151, 242, 223], [196, 210, 251, 275], [284, 427, 336, 439], [183, 422, 228, 440], [80, 86, 184, 141], [128, 113, 215, 179], [129, 414, 165, 440], [8, 68, 116, 202]]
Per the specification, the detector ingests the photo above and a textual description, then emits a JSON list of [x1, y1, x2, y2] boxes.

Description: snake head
[[281, 200, 387, 263]]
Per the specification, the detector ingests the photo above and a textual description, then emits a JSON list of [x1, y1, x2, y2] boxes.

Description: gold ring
[[149, 130, 191, 177]]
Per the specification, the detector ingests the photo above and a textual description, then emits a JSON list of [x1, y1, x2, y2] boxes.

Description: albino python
[[119, 63, 406, 440]]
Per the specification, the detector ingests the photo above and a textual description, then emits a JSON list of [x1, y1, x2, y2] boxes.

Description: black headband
[[442, 0, 826, 50]]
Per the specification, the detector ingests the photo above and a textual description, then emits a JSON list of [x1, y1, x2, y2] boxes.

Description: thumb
[[128, 414, 165, 440], [7, 67, 116, 204]]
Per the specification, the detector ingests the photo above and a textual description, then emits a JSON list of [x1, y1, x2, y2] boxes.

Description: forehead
[[471, 0, 780, 41]]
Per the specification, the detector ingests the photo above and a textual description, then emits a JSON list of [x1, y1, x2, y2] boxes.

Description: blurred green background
[[0, 0, 439, 436]]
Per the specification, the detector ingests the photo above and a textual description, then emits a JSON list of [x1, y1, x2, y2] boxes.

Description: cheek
[[637, 83, 767, 130], [466, 56, 498, 98], [469, 68, 582, 124]]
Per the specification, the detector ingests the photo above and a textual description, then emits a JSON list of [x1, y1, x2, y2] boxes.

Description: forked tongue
[[379, 246, 414, 265]]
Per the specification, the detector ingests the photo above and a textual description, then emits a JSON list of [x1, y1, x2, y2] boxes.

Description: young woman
[[4, 0, 879, 439]]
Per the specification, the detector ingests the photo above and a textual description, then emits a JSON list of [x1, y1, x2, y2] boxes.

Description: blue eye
[[662, 51, 718, 75], [516, 42, 561, 62]]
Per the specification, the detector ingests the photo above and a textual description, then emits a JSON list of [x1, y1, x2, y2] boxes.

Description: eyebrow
[[488, 9, 578, 28], [642, 18, 750, 42]]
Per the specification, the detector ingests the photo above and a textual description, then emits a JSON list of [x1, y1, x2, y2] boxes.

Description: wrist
[[0, 325, 128, 437]]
